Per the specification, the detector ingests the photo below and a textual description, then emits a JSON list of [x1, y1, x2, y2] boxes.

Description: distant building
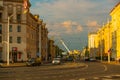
[[88, 33, 98, 58], [48, 39, 55, 60]]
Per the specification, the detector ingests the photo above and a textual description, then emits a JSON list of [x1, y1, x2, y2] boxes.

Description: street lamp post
[[7, 15, 13, 66]]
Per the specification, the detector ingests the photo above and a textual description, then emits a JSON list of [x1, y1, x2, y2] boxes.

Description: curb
[[101, 61, 120, 65], [0, 62, 86, 69]]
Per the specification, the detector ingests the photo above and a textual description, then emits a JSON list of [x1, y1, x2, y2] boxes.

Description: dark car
[[67, 57, 73, 61], [84, 57, 90, 61], [26, 58, 41, 66]]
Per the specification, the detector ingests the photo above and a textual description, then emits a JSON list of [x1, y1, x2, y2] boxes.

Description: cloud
[[47, 20, 83, 37], [87, 21, 99, 27], [30, 0, 100, 23], [62, 20, 83, 34], [86, 20, 101, 32], [30, 0, 118, 25], [77, 25, 83, 32]]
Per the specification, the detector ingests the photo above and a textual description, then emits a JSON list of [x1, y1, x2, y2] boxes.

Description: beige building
[[41, 23, 48, 61], [0, 0, 45, 62]]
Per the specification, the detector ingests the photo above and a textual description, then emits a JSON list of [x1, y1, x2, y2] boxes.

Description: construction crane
[[60, 39, 71, 54]]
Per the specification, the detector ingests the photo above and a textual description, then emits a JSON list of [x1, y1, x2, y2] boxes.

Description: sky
[[29, 0, 119, 51]]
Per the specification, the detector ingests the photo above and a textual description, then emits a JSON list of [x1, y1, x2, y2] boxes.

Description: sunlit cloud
[[87, 21, 99, 27], [86, 20, 101, 32], [62, 20, 83, 34], [77, 25, 83, 32]]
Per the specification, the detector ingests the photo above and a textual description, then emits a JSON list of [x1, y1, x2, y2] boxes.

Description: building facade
[[88, 33, 98, 58], [48, 39, 55, 60], [88, 2, 120, 60], [0, 0, 45, 62], [110, 2, 120, 59], [41, 23, 48, 61]]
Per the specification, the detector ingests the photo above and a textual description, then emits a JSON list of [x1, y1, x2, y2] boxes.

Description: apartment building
[[0, 0, 44, 62]]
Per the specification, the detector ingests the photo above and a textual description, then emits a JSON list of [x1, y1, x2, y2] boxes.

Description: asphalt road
[[0, 61, 120, 80]]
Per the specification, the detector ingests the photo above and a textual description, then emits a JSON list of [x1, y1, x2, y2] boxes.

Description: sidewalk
[[0, 62, 26, 68], [101, 61, 120, 65]]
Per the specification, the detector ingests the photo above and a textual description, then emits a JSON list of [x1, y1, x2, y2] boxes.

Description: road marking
[[102, 79, 113, 80], [113, 74, 120, 77], [103, 65, 107, 71], [93, 77, 99, 79], [103, 75, 112, 78], [79, 78, 86, 80], [81, 64, 88, 70]]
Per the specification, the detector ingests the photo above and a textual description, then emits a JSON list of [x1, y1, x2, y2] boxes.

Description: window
[[10, 36, 12, 43], [0, 36, 2, 43], [9, 25, 12, 32], [17, 37, 21, 43], [0, 24, 2, 34], [17, 14, 21, 23], [17, 25, 21, 32]]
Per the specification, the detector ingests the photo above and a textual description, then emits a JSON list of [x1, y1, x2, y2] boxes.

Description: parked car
[[26, 58, 41, 66], [52, 58, 61, 65]]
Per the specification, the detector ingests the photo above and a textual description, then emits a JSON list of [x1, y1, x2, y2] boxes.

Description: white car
[[52, 58, 61, 64], [89, 57, 96, 62]]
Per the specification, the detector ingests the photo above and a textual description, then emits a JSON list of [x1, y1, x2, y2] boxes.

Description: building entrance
[[12, 52, 17, 62]]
